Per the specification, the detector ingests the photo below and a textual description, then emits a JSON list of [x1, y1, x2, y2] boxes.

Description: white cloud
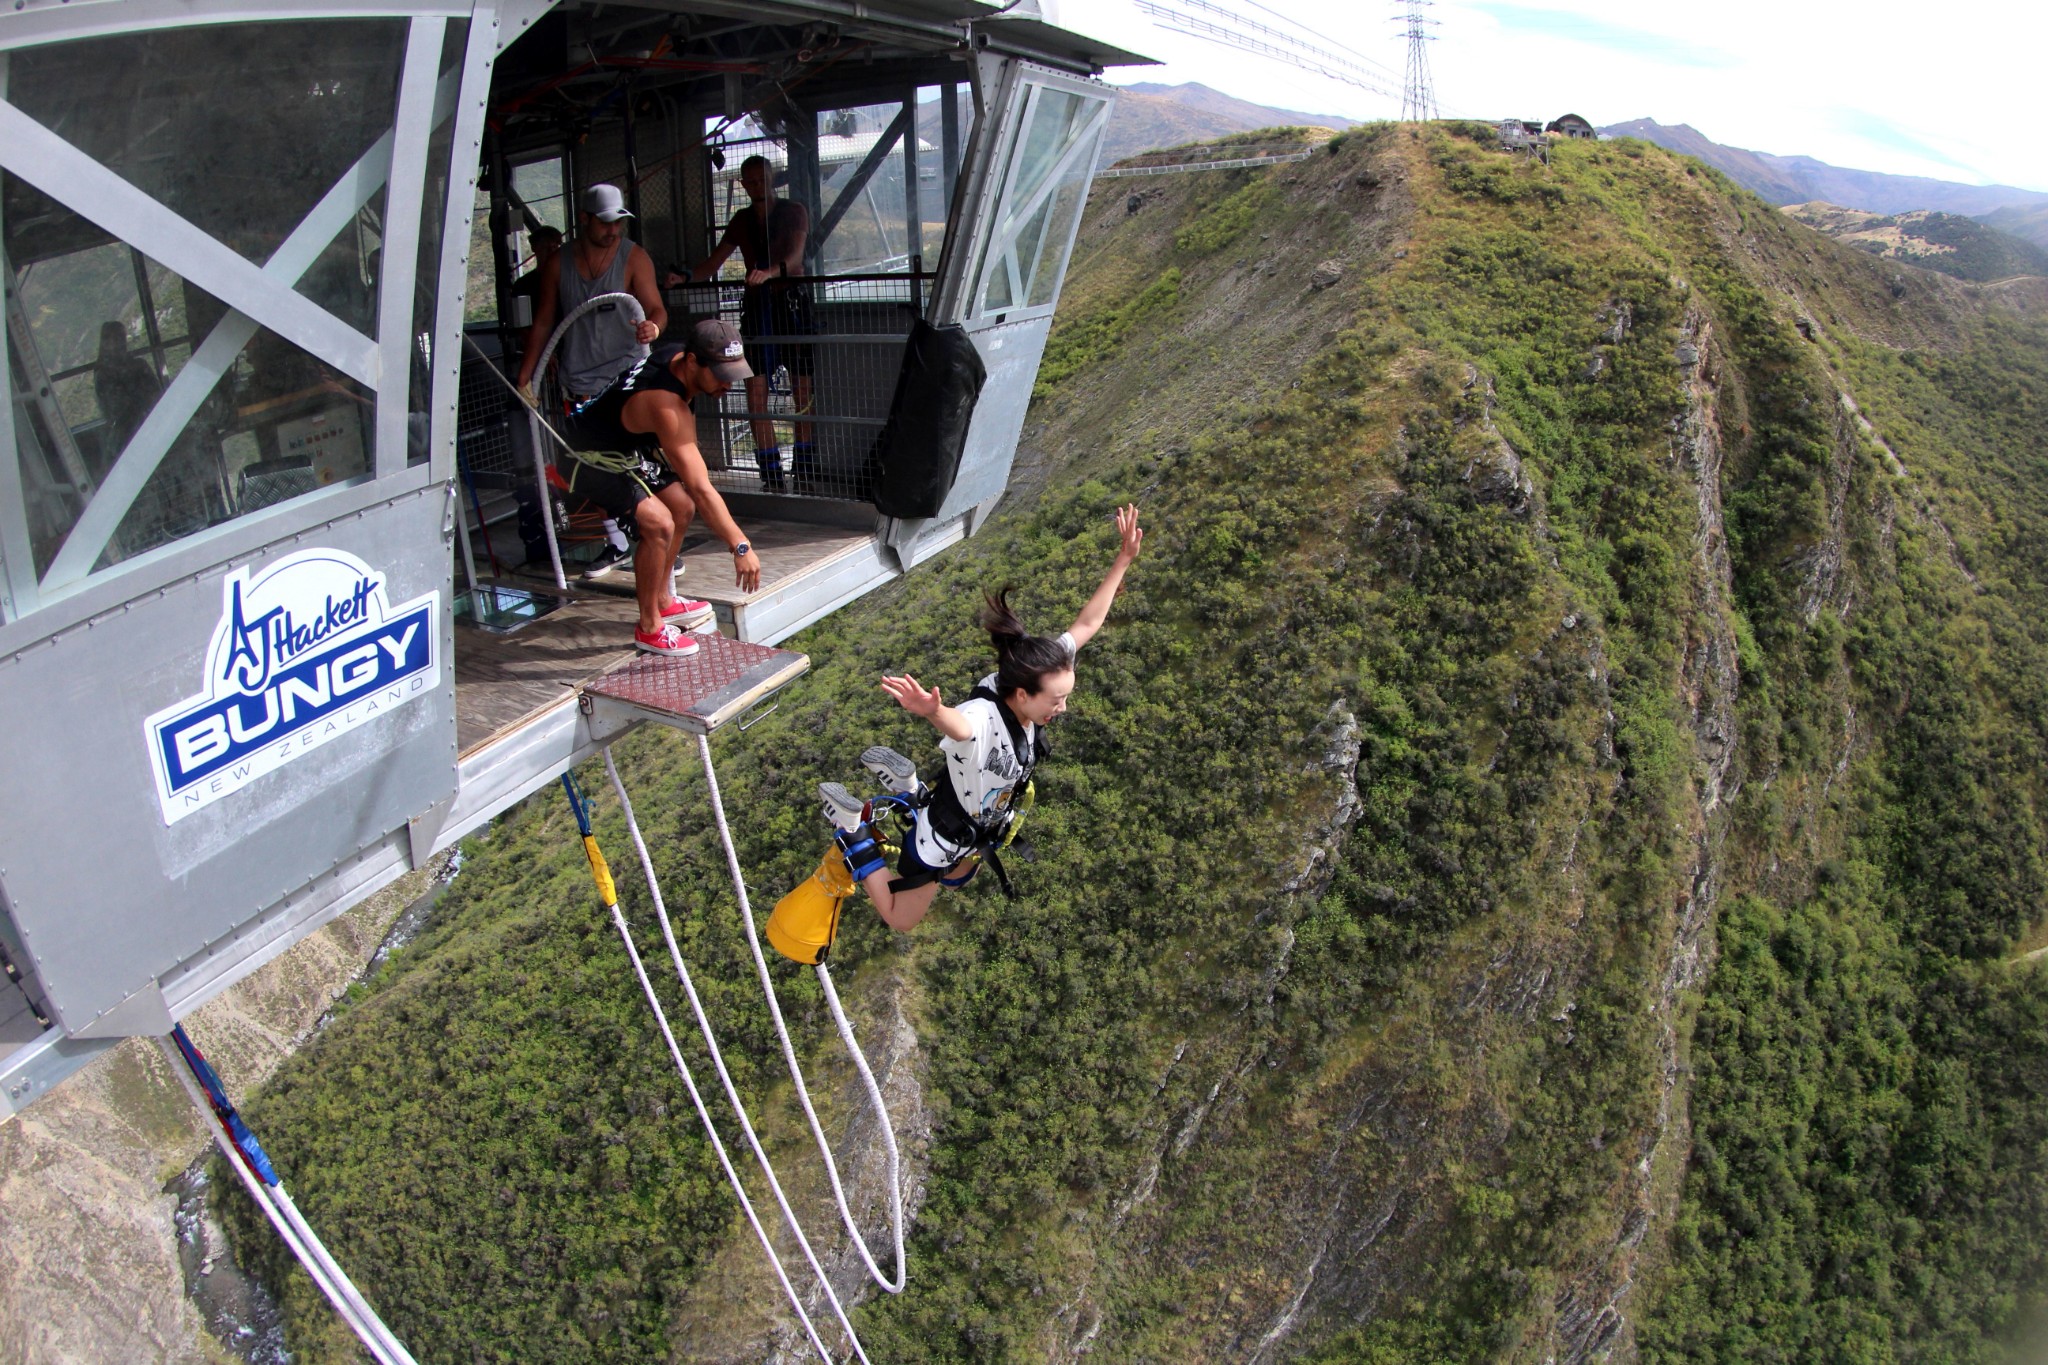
[[1092, 0, 2048, 192]]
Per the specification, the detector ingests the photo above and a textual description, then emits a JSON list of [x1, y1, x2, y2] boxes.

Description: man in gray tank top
[[516, 184, 667, 402]]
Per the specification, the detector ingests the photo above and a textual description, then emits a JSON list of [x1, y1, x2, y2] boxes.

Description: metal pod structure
[[0, 0, 1150, 1348], [0, 0, 1145, 1106]]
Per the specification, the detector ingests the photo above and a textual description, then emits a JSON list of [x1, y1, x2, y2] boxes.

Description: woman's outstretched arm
[[1066, 503, 1144, 650], [881, 673, 974, 742]]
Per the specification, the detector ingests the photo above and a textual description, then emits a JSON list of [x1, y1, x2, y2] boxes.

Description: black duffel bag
[[870, 319, 986, 519]]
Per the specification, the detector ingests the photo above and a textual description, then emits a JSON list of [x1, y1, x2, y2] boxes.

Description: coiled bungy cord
[[681, 731, 908, 1293], [460, 290, 649, 592], [564, 757, 874, 1365], [157, 1025, 418, 1365]]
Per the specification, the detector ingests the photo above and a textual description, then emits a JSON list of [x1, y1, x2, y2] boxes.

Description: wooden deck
[[455, 591, 640, 755], [454, 515, 874, 756]]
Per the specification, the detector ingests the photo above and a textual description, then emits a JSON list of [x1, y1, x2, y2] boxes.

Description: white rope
[[154, 1036, 418, 1365], [693, 731, 908, 1293], [603, 749, 873, 1365], [586, 846, 844, 1365]]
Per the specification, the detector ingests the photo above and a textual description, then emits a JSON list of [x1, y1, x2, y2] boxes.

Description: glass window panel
[[915, 84, 971, 268], [1025, 124, 1102, 307], [9, 341, 91, 577], [15, 242, 141, 376], [975, 83, 1106, 318], [465, 188, 496, 324], [817, 103, 910, 275], [295, 201, 385, 335], [7, 21, 409, 276], [51, 372, 99, 430], [981, 253, 1015, 313], [511, 157, 569, 237], [1008, 89, 1084, 213], [146, 258, 190, 354], [10, 245, 372, 581]]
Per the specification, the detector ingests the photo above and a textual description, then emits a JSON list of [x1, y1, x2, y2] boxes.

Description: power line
[[1136, 0, 1399, 101], [1238, 0, 1401, 82]]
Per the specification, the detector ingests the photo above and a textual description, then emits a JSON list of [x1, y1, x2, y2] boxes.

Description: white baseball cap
[[580, 184, 634, 222]]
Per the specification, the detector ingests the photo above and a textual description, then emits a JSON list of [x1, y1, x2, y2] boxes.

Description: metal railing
[[666, 272, 932, 503], [1097, 150, 1314, 179], [452, 271, 931, 580]]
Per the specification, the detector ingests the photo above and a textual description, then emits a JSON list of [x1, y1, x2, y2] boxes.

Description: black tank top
[[567, 344, 690, 452]]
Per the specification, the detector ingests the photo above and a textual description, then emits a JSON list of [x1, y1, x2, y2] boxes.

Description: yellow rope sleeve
[[583, 834, 618, 906]]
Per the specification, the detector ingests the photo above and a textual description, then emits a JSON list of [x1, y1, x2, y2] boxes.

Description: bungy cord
[[157, 1027, 418, 1365], [582, 755, 873, 1365], [689, 731, 908, 1292]]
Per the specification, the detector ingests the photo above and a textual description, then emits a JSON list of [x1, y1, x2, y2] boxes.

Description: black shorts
[[741, 285, 816, 380], [889, 819, 983, 893], [555, 453, 677, 523]]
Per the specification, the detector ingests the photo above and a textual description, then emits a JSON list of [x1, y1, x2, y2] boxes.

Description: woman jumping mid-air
[[817, 503, 1144, 932]]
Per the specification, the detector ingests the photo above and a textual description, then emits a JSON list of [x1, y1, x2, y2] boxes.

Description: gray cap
[[580, 184, 633, 222], [686, 319, 753, 384]]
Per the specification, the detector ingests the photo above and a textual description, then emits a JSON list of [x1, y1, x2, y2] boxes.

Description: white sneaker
[[818, 782, 867, 833], [860, 746, 922, 796]]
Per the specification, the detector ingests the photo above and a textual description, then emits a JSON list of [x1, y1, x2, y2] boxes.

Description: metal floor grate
[[583, 633, 809, 734]]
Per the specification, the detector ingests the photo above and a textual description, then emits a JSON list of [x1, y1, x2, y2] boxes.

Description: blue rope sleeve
[[561, 772, 594, 837], [171, 1024, 280, 1186]]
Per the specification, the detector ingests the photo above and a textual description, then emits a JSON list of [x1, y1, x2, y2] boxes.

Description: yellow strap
[[583, 834, 618, 906]]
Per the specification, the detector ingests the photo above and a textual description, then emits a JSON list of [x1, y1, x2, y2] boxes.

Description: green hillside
[[220, 124, 2048, 1363], [1782, 202, 2048, 283]]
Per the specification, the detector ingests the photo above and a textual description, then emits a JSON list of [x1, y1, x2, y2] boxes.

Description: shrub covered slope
[[223, 125, 2048, 1363]]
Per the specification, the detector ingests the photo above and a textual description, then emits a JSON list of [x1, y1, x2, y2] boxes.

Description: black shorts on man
[[551, 343, 700, 519], [741, 284, 815, 380]]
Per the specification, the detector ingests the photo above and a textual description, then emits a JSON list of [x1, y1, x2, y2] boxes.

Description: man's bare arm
[[691, 224, 740, 282], [514, 271, 560, 390], [624, 245, 666, 344], [641, 398, 763, 591]]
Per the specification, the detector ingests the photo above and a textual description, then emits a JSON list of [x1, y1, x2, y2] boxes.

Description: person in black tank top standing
[[690, 155, 815, 491], [557, 319, 766, 656]]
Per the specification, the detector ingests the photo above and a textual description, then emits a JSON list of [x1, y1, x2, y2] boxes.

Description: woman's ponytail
[[980, 587, 1074, 698]]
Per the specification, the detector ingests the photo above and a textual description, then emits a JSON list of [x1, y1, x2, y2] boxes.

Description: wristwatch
[[732, 541, 752, 557]]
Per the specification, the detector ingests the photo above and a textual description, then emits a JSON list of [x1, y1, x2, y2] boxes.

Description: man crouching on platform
[[555, 318, 766, 657]]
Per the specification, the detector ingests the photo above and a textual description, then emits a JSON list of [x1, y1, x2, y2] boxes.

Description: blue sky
[[1068, 0, 2048, 194]]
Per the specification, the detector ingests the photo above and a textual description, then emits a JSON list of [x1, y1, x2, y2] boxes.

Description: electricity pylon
[[1395, 0, 1438, 123]]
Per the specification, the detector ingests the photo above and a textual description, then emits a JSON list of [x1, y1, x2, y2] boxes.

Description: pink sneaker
[[634, 623, 700, 656], [659, 596, 716, 630]]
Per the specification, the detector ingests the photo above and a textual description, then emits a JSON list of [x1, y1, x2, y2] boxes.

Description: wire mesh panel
[[665, 274, 928, 502]]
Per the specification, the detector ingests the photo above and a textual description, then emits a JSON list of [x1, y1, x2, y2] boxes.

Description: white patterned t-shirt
[[913, 631, 1076, 866]]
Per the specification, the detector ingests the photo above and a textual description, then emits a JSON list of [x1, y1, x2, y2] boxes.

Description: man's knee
[[634, 496, 673, 539], [659, 482, 696, 524]]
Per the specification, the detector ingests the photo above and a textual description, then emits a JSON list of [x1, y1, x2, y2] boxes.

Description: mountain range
[[1600, 117, 2048, 251], [212, 124, 2048, 1365], [1101, 80, 1353, 165]]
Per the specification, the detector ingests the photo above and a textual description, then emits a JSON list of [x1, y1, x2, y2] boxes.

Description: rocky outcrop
[[1549, 307, 1742, 1364]]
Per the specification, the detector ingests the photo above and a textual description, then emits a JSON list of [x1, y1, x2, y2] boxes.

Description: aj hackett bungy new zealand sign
[[145, 549, 440, 824]]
